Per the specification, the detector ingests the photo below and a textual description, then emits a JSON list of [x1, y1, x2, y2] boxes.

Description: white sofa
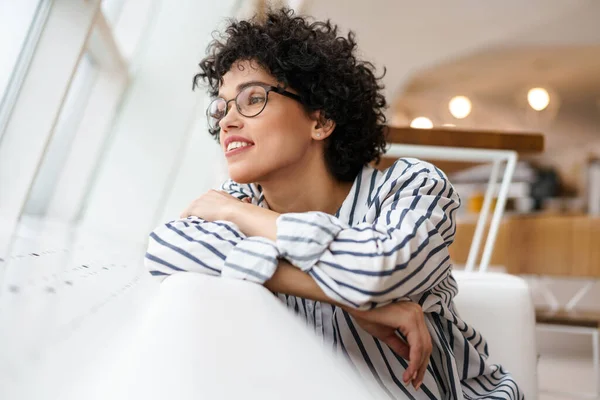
[[74, 273, 384, 399], [49, 271, 537, 400]]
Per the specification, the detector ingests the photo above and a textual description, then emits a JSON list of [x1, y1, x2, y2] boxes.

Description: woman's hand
[[347, 302, 432, 391], [180, 190, 247, 221], [180, 190, 279, 239]]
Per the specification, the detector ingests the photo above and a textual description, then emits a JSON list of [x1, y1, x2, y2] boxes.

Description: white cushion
[[82, 273, 383, 399], [453, 271, 538, 400]]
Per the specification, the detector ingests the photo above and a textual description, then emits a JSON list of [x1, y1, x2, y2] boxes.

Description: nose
[[218, 99, 243, 133]]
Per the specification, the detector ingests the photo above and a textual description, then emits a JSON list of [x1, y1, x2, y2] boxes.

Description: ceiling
[[301, 0, 600, 106], [402, 45, 600, 100]]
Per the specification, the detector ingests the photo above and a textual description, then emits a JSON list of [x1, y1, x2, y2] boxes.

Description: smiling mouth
[[225, 142, 254, 156]]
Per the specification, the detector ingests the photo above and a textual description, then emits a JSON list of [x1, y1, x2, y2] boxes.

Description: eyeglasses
[[206, 84, 303, 131]]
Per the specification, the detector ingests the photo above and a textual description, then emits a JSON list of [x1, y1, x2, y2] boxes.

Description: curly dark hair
[[193, 8, 387, 182]]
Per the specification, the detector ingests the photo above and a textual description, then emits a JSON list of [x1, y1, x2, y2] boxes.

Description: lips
[[223, 135, 255, 157], [225, 143, 254, 157]]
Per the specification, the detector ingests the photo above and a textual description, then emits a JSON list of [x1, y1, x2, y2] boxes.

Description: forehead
[[218, 60, 277, 97]]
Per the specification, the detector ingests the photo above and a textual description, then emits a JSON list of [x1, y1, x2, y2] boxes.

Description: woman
[[145, 9, 522, 400]]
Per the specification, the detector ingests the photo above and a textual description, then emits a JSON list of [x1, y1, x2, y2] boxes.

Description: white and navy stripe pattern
[[222, 236, 280, 283], [145, 158, 523, 400]]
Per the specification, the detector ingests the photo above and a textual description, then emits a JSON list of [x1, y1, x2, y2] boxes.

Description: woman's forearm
[[265, 261, 375, 318], [224, 204, 348, 310], [226, 202, 279, 241], [265, 260, 343, 306], [221, 202, 330, 302]]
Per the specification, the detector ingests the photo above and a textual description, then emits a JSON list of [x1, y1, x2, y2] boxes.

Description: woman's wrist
[[227, 201, 279, 240], [224, 199, 250, 223]]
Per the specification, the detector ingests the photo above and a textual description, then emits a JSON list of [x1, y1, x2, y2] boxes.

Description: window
[[101, 0, 126, 25], [0, 0, 156, 240], [0, 0, 50, 140], [23, 53, 99, 216]]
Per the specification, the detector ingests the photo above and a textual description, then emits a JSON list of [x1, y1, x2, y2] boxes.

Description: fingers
[[353, 301, 432, 391], [383, 335, 410, 361], [414, 309, 432, 391], [405, 328, 423, 386], [394, 304, 421, 386], [415, 352, 429, 391], [399, 304, 431, 390]]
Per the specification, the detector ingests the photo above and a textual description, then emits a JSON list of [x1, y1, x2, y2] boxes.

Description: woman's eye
[[249, 96, 266, 104]]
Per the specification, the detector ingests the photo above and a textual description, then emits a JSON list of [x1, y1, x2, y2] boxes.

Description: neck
[[257, 153, 355, 215]]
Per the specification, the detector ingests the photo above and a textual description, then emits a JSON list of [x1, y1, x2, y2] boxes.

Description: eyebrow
[[217, 80, 272, 99]]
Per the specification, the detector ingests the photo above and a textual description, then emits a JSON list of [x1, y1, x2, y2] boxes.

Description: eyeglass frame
[[206, 83, 303, 131]]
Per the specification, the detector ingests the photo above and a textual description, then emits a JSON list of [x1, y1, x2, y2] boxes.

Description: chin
[[227, 164, 261, 184]]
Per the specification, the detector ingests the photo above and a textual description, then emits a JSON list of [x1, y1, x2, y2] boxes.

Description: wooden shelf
[[375, 126, 545, 173], [385, 126, 545, 153]]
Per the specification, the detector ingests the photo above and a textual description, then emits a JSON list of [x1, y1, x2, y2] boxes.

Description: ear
[[311, 111, 336, 140]]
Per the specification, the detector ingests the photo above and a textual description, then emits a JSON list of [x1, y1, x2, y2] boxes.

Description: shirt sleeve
[[221, 237, 280, 284], [144, 180, 265, 279], [144, 217, 247, 278], [275, 162, 461, 310]]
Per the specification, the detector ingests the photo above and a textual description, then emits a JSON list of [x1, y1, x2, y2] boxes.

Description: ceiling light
[[410, 117, 433, 129], [449, 96, 471, 119], [527, 88, 550, 111]]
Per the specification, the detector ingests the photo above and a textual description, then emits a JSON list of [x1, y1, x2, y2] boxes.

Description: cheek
[[262, 129, 303, 151], [227, 130, 308, 182], [225, 108, 314, 182], [259, 122, 311, 161]]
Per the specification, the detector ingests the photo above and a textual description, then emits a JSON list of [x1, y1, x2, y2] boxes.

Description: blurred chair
[[453, 270, 538, 400]]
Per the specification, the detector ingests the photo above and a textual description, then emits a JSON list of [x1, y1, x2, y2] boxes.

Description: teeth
[[227, 141, 252, 152]]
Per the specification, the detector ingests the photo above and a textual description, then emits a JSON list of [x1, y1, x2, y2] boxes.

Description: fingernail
[[413, 372, 417, 381], [416, 382, 421, 391]]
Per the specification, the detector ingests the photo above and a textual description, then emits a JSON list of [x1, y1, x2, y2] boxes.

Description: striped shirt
[[145, 158, 523, 400]]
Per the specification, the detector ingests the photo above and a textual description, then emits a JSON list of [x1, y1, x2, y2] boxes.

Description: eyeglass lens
[[207, 85, 268, 130]]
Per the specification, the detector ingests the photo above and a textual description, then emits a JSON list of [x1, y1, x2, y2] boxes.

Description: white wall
[[81, 0, 236, 243]]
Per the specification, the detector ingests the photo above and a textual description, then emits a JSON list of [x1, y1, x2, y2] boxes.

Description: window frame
[[0, 0, 148, 248], [0, 0, 53, 143]]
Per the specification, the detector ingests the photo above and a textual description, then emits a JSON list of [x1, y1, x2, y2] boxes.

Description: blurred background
[[0, 0, 599, 398]]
